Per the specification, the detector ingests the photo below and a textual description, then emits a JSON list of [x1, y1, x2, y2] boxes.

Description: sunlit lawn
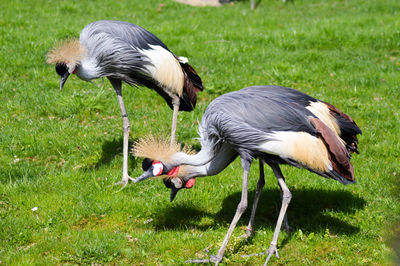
[[0, 0, 399, 264]]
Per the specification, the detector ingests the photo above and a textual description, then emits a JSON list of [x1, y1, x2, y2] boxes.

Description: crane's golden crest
[[46, 39, 86, 65], [132, 135, 195, 165]]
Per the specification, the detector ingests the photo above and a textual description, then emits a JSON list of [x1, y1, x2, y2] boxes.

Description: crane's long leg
[[109, 78, 134, 187], [264, 163, 292, 265], [280, 182, 290, 232], [170, 95, 180, 145], [210, 158, 251, 265], [243, 159, 265, 238]]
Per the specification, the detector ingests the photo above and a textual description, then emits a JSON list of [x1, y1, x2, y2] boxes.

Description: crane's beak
[[170, 187, 180, 202], [134, 167, 155, 183], [169, 178, 196, 202], [59, 72, 70, 91]]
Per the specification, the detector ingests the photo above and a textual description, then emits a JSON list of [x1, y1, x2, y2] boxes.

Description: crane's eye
[[55, 63, 68, 76]]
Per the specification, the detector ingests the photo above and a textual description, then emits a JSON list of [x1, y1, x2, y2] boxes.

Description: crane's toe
[[209, 255, 222, 265], [184, 258, 210, 263], [264, 243, 279, 265], [114, 175, 135, 188]]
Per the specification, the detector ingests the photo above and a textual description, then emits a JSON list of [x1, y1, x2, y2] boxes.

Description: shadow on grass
[[151, 188, 365, 236], [94, 137, 138, 170]]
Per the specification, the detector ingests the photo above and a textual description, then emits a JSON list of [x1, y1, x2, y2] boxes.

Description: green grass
[[0, 0, 399, 264]]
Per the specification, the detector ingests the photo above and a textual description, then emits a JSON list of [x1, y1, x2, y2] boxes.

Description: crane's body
[[133, 85, 361, 264], [47, 20, 203, 186]]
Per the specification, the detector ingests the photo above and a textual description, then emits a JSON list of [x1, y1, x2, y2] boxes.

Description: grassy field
[[0, 0, 399, 264]]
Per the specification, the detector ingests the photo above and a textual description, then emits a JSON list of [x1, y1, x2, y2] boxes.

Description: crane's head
[[55, 62, 77, 90], [46, 39, 83, 90], [135, 158, 195, 202], [132, 136, 197, 201]]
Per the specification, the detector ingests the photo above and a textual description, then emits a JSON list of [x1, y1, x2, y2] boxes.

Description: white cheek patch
[[152, 162, 163, 176], [171, 177, 183, 189], [67, 63, 75, 74]]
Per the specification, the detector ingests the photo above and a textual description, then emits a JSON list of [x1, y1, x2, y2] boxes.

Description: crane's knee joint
[[282, 191, 292, 202], [123, 123, 130, 131], [238, 202, 248, 213]]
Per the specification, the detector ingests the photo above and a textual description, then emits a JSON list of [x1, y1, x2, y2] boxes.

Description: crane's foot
[[184, 258, 210, 263], [264, 243, 279, 265], [210, 255, 222, 265], [114, 175, 135, 188], [184, 255, 221, 264]]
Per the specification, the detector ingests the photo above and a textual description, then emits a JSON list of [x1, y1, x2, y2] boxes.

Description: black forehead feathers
[[142, 158, 153, 171], [55, 63, 68, 76], [163, 178, 172, 188]]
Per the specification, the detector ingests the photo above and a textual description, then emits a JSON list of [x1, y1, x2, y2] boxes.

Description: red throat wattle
[[185, 178, 196, 188], [167, 166, 180, 177], [167, 166, 196, 189]]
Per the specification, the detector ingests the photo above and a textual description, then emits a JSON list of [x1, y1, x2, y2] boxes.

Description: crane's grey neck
[[178, 143, 237, 180], [170, 129, 222, 167], [171, 146, 214, 166], [75, 58, 102, 81]]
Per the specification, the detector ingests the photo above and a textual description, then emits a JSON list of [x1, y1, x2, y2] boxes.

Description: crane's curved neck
[[171, 146, 215, 166], [75, 58, 101, 81], [170, 133, 223, 166], [178, 143, 238, 180]]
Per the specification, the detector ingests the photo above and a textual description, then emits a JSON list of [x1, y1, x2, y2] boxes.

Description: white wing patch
[[259, 131, 331, 172], [138, 44, 184, 96], [178, 56, 188, 64]]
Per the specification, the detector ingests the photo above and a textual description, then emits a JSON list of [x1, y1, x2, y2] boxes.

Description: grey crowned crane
[[132, 85, 361, 265], [46, 20, 203, 186]]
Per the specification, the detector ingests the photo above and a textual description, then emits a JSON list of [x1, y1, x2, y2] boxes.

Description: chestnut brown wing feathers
[[323, 101, 362, 154], [175, 58, 203, 111], [309, 117, 355, 183]]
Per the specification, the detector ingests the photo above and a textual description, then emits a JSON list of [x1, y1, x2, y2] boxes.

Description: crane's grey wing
[[201, 89, 317, 151], [201, 86, 358, 184], [81, 20, 169, 51], [80, 20, 173, 98], [80, 20, 203, 112], [241, 85, 316, 107], [79, 20, 155, 83], [242, 86, 362, 153]]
